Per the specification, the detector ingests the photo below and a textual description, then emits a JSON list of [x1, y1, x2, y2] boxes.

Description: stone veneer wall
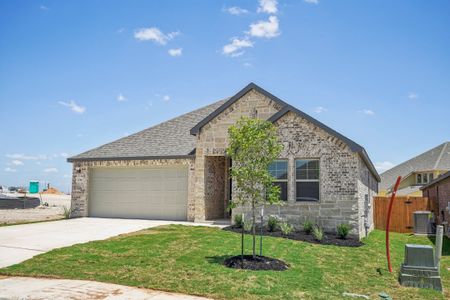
[[232, 111, 375, 239], [204, 156, 226, 219], [70, 158, 196, 221], [356, 156, 378, 237], [193, 89, 283, 221]]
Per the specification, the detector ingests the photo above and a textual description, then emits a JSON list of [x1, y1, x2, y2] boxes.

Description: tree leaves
[[226, 117, 283, 208]]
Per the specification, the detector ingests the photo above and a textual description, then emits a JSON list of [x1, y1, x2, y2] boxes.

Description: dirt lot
[[0, 194, 71, 225]]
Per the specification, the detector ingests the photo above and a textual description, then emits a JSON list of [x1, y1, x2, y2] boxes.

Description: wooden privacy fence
[[373, 196, 437, 233]]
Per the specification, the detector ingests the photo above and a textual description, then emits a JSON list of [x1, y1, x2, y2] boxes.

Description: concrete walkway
[[0, 277, 210, 300], [0, 217, 226, 268]]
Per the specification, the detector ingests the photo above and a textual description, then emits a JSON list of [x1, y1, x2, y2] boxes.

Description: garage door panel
[[89, 166, 188, 220]]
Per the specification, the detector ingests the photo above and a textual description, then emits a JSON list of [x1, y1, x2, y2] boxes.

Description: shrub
[[303, 220, 314, 234], [234, 214, 244, 228], [312, 226, 324, 242], [243, 220, 253, 232], [63, 206, 71, 219], [267, 215, 279, 232], [336, 223, 350, 239], [280, 222, 294, 236]]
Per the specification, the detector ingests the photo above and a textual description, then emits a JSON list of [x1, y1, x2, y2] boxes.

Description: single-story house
[[421, 170, 450, 236], [68, 83, 380, 238]]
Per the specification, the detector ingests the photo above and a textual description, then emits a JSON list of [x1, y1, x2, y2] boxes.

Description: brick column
[[70, 162, 89, 217], [193, 151, 206, 222]]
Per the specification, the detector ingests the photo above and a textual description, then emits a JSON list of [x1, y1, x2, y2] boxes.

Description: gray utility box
[[399, 244, 442, 291], [414, 211, 434, 235]]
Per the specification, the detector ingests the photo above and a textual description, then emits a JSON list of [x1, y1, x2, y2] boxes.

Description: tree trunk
[[252, 200, 256, 258]]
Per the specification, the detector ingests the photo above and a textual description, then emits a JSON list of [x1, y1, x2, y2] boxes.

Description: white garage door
[[89, 166, 188, 220]]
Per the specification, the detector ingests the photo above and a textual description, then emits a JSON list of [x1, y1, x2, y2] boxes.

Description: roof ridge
[[433, 141, 449, 169]]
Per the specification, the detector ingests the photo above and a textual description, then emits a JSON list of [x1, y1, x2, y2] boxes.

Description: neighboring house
[[68, 83, 379, 238], [379, 142, 450, 196], [421, 171, 450, 236]]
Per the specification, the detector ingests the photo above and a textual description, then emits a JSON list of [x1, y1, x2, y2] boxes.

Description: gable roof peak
[[189, 82, 288, 135]]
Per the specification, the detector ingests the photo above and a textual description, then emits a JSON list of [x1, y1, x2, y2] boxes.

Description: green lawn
[[1, 225, 448, 299]]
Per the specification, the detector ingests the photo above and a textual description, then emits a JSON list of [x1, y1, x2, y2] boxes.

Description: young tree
[[226, 117, 283, 257]]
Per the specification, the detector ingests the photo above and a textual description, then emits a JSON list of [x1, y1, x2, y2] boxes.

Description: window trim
[[268, 159, 288, 201], [416, 173, 422, 184], [417, 172, 434, 185], [295, 158, 320, 202]]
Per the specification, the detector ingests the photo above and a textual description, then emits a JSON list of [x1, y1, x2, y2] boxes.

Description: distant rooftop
[[380, 142, 450, 190]]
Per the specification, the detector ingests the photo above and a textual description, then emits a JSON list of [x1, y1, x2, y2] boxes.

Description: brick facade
[[193, 89, 283, 221], [422, 176, 450, 227], [231, 111, 377, 238]]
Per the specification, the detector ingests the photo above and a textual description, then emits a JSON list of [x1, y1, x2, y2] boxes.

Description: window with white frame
[[295, 159, 319, 201], [416, 172, 434, 184], [268, 160, 288, 201]]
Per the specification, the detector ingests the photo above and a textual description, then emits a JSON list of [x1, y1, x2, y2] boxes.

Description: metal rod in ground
[[241, 213, 244, 268], [260, 206, 264, 257]]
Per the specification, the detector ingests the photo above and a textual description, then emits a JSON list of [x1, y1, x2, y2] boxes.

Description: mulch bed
[[224, 255, 289, 271], [223, 226, 364, 247]]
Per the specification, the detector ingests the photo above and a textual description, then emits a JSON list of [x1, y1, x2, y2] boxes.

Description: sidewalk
[[0, 277, 211, 300]]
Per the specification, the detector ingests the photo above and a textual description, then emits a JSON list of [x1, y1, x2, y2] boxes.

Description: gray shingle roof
[[380, 142, 450, 190], [68, 99, 228, 162]]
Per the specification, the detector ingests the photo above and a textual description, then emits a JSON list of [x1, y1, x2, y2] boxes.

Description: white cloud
[[44, 168, 58, 173], [223, 38, 254, 57], [248, 16, 280, 39], [117, 28, 125, 34], [375, 161, 395, 173], [314, 106, 327, 113], [304, 0, 319, 4], [6, 154, 48, 160], [117, 93, 128, 102], [226, 6, 249, 15], [76, 133, 83, 138], [243, 62, 253, 67], [11, 160, 24, 166], [134, 27, 179, 45], [60, 152, 69, 158], [257, 0, 278, 14], [360, 109, 375, 115], [168, 48, 183, 57], [58, 100, 86, 114], [408, 92, 418, 100], [163, 95, 170, 101], [40, 5, 49, 10], [4, 167, 16, 172]]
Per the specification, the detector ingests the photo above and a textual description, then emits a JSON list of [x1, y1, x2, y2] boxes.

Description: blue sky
[[1, 0, 449, 192]]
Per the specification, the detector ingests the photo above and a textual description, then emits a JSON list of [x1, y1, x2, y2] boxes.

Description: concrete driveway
[[0, 217, 223, 268], [0, 277, 210, 299]]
